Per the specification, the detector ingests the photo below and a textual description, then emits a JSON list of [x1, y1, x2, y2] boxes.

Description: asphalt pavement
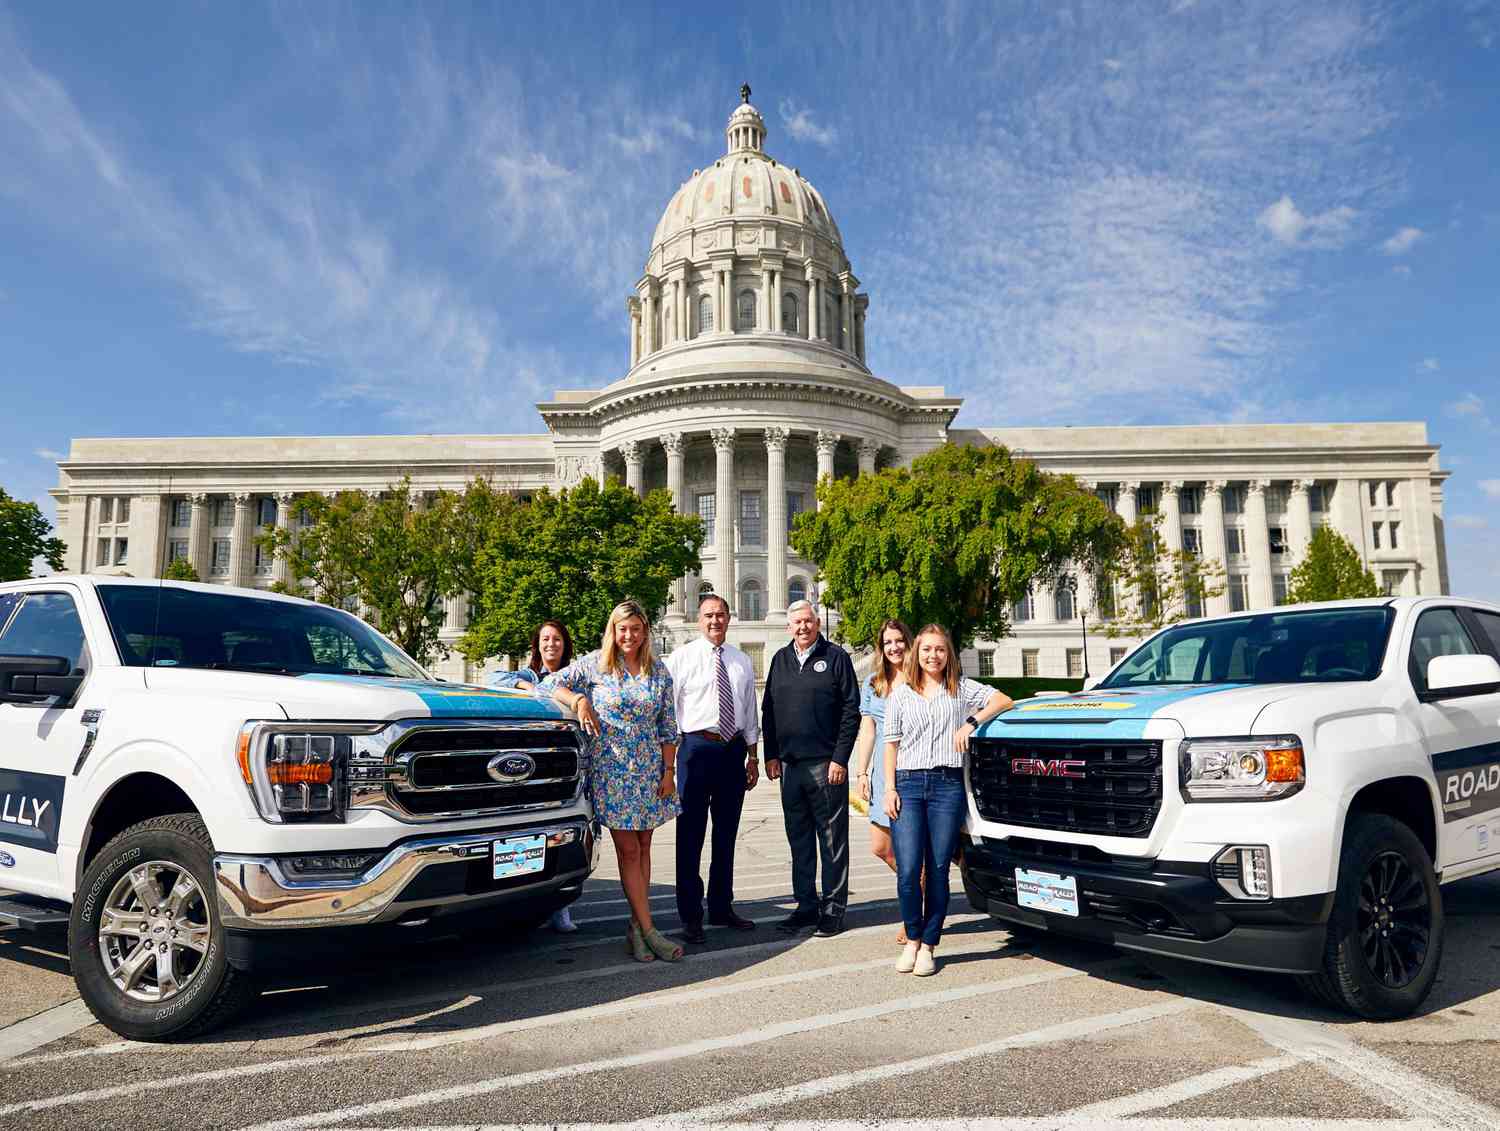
[[2, 787, 1500, 1129]]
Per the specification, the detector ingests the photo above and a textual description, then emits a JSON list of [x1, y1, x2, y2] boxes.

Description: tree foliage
[[260, 478, 511, 666], [461, 477, 705, 663], [1286, 526, 1381, 602], [1104, 513, 1227, 638], [160, 557, 200, 582], [0, 488, 65, 581], [790, 444, 1125, 651]]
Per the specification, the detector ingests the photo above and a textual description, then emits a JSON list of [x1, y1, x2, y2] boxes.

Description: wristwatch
[[965, 714, 979, 729]]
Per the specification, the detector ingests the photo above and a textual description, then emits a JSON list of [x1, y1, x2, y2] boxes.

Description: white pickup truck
[[0, 576, 596, 1040], [961, 597, 1500, 1019]]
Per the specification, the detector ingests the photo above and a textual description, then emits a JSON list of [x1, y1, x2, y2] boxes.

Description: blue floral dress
[[860, 675, 892, 829], [540, 651, 681, 831]]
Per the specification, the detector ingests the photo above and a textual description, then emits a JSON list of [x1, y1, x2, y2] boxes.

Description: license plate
[[1015, 867, 1079, 917], [492, 834, 547, 880]]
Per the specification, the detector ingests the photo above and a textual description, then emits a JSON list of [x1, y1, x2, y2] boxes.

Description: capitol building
[[51, 90, 1451, 683]]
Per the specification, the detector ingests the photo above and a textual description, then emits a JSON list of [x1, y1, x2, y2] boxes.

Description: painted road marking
[[0, 999, 96, 1063], [1059, 1054, 1299, 1121]]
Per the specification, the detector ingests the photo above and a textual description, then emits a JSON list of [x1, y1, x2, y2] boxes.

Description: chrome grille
[[969, 736, 1163, 838]]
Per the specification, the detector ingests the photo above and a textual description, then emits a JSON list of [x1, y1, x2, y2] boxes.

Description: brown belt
[[691, 729, 736, 743]]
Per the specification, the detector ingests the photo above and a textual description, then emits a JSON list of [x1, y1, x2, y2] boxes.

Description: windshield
[[96, 585, 428, 680], [1100, 606, 1395, 688]]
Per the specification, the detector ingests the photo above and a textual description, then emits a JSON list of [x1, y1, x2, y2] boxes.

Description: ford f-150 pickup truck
[[0, 577, 596, 1040], [961, 597, 1500, 1019]]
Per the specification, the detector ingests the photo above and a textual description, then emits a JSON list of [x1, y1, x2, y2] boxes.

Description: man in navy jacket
[[761, 600, 861, 936]]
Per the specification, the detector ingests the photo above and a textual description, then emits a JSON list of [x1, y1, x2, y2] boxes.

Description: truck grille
[[969, 736, 1163, 838], [371, 723, 583, 820]]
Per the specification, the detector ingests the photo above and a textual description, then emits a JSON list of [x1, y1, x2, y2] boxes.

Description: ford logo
[[0, 851, 12, 868], [486, 753, 536, 783]]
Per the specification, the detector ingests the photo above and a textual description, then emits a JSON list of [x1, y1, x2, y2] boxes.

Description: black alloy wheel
[[1358, 850, 1430, 989]]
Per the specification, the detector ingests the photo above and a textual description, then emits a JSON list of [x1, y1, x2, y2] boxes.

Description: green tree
[[1285, 526, 1381, 602], [1105, 513, 1227, 638], [0, 488, 65, 581], [160, 557, 200, 582], [461, 477, 705, 663], [789, 444, 1125, 651], [260, 478, 509, 666]]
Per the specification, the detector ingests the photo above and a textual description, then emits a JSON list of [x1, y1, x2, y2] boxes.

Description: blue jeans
[[892, 767, 966, 946]]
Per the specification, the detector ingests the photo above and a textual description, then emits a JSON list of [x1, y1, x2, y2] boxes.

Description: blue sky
[[2, 1, 1497, 598]]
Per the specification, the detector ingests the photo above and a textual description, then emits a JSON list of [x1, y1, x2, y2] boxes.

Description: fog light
[[1212, 844, 1272, 900], [282, 852, 380, 876], [546, 828, 579, 848]]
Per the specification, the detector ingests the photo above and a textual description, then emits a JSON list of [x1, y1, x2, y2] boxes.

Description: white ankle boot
[[895, 940, 919, 973], [914, 944, 936, 976]]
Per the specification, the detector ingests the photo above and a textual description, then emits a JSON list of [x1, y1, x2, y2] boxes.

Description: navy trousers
[[675, 732, 749, 926]]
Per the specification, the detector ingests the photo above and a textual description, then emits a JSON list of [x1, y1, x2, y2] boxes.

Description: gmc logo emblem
[[1011, 757, 1087, 779]]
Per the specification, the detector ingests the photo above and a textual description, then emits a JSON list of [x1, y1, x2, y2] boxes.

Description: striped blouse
[[883, 677, 995, 771]]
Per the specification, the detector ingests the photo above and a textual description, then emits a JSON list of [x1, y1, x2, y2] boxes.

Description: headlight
[[1179, 735, 1304, 802], [236, 723, 385, 822]]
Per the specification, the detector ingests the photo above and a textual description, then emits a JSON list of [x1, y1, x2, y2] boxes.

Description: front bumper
[[214, 818, 598, 929], [960, 837, 1333, 974]]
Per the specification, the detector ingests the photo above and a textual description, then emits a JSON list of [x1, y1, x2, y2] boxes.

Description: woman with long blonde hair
[[541, 599, 684, 962], [852, 619, 915, 937], [882, 623, 1010, 976]]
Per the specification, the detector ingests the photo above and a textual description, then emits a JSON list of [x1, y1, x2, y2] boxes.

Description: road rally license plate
[[492, 834, 547, 880], [1015, 867, 1080, 917]]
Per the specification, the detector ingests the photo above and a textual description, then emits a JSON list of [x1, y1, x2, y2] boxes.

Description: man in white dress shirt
[[666, 593, 760, 943]]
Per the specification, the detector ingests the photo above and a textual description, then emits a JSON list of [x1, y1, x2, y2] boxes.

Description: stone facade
[[50, 92, 1451, 684]]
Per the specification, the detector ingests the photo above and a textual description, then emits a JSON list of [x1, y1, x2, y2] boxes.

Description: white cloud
[[778, 100, 837, 147], [1451, 515, 1489, 530], [1380, 226, 1424, 255], [1480, 480, 1500, 500], [1420, 357, 1440, 371], [33, 448, 64, 461], [1391, 264, 1412, 277], [1447, 392, 1483, 416], [1257, 195, 1357, 248]]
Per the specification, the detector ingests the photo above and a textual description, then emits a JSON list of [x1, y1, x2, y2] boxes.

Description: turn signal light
[[1264, 746, 1305, 784], [267, 762, 334, 785]]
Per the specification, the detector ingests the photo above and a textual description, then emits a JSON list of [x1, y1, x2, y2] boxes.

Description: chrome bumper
[[214, 819, 597, 929]]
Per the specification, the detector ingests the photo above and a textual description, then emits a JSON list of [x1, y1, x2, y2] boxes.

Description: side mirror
[[1424, 653, 1500, 702], [0, 654, 85, 705]]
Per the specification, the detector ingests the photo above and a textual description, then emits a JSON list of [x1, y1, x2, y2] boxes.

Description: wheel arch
[[76, 772, 203, 888], [1342, 776, 1440, 866]]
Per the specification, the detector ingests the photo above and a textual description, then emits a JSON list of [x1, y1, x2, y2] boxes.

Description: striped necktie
[[714, 645, 735, 738]]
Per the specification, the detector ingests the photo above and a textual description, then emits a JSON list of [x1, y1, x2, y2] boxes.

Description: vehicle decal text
[[0, 769, 66, 853]]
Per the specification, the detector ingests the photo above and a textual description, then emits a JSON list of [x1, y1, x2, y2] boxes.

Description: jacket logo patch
[[814, 660, 828, 673]]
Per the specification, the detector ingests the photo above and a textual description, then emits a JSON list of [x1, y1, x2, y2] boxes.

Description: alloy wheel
[[98, 860, 212, 1003]]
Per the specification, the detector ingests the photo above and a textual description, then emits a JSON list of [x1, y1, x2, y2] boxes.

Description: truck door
[[0, 589, 93, 891], [1408, 606, 1500, 869]]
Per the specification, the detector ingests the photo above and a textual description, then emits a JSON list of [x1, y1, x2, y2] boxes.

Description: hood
[[144, 668, 568, 723], [980, 683, 1294, 740]]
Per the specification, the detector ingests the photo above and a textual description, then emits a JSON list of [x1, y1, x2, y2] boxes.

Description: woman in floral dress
[[541, 599, 684, 962]]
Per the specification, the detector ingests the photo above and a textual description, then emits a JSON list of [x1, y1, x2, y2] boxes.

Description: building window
[[1272, 572, 1289, 605], [1053, 581, 1075, 622], [254, 543, 273, 576], [1386, 480, 1397, 508], [211, 539, 231, 576], [1372, 522, 1382, 550], [1066, 648, 1085, 677], [1093, 573, 1116, 620], [698, 294, 713, 333], [96, 538, 110, 567], [1223, 484, 1246, 515], [1268, 526, 1288, 556], [1388, 521, 1400, 549], [739, 490, 763, 546], [743, 642, 766, 680], [1180, 486, 1202, 515], [781, 292, 799, 333], [1265, 484, 1289, 514], [257, 497, 277, 526], [977, 650, 995, 677], [736, 289, 756, 331], [1382, 569, 1406, 596], [696, 493, 716, 546], [1186, 582, 1204, 619], [1021, 649, 1040, 677], [1308, 483, 1328, 513], [740, 579, 764, 621], [1109, 647, 1128, 667], [788, 577, 807, 607], [1094, 485, 1118, 511], [1012, 591, 1033, 623], [1226, 527, 1246, 555], [171, 498, 191, 527], [1229, 573, 1250, 612], [113, 538, 128, 567], [168, 539, 189, 563], [298, 501, 315, 528], [786, 490, 806, 533], [211, 498, 232, 527], [1136, 485, 1158, 515], [1183, 527, 1202, 555], [98, 498, 114, 524], [118, 497, 131, 523]]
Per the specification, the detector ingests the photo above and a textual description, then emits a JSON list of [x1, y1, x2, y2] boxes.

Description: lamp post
[[1080, 611, 1090, 682]]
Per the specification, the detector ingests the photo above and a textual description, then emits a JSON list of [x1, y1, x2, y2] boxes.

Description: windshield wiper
[[326, 668, 403, 679], [196, 662, 297, 675]]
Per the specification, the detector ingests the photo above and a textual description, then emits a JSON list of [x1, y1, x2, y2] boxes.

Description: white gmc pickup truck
[[0, 577, 596, 1040], [961, 597, 1500, 1019]]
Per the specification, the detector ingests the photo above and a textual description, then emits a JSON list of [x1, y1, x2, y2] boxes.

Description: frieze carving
[[554, 455, 604, 487]]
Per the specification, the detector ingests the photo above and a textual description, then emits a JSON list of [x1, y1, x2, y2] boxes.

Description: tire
[[69, 813, 259, 1041], [1298, 813, 1444, 1020]]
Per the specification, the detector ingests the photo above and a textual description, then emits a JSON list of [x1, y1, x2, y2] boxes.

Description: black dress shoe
[[813, 913, 845, 938], [775, 909, 820, 933], [708, 911, 756, 931], [679, 921, 708, 945]]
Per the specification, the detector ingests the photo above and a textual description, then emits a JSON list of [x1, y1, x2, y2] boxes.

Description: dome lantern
[[726, 82, 766, 155]]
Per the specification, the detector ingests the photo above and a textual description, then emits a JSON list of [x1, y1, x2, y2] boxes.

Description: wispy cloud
[[1380, 226, 1424, 255], [1258, 196, 1358, 248], [1446, 392, 1495, 430], [1420, 357, 1440, 371], [33, 448, 64, 461], [778, 99, 838, 147], [1452, 515, 1489, 530], [1480, 479, 1500, 500]]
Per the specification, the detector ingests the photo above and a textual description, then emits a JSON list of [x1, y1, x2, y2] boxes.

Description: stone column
[[1160, 481, 1183, 553], [673, 277, 683, 344], [628, 298, 641, 367], [663, 432, 687, 618], [808, 273, 821, 340], [1289, 479, 1315, 563], [229, 492, 253, 587], [815, 430, 839, 508], [1408, 475, 1443, 595], [1116, 481, 1139, 528], [711, 427, 736, 611], [1246, 480, 1274, 608], [443, 593, 468, 631], [1033, 582, 1055, 624], [719, 268, 731, 333], [274, 492, 296, 586], [1202, 481, 1230, 616], [839, 285, 851, 350], [1331, 478, 1367, 558], [135, 494, 166, 580], [771, 267, 783, 332], [857, 438, 879, 477], [760, 264, 772, 331], [765, 427, 789, 618], [646, 286, 658, 354], [621, 441, 644, 495], [188, 493, 211, 579]]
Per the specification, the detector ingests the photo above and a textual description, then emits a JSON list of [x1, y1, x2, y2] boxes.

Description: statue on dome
[[740, 82, 751, 104]]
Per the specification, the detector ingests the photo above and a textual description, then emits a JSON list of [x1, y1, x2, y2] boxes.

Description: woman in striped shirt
[[883, 624, 1010, 976]]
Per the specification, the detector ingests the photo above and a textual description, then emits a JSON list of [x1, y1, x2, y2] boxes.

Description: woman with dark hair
[[490, 619, 578, 931], [852, 619, 915, 940], [883, 624, 1010, 976]]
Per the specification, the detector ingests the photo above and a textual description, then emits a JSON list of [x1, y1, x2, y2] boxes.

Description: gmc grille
[[969, 736, 1163, 838]]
